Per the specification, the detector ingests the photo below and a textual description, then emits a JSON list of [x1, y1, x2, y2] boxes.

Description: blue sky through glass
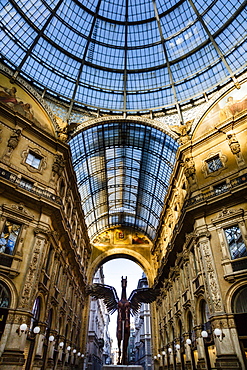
[[1, 0, 246, 114]]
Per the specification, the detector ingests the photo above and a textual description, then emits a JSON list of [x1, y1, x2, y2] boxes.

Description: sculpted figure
[[88, 276, 159, 365], [184, 156, 196, 179], [170, 120, 193, 144], [52, 154, 65, 176], [7, 129, 21, 150], [227, 133, 241, 155]]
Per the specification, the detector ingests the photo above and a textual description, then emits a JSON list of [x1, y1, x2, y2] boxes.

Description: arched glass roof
[[70, 122, 178, 240], [1, 0, 246, 116]]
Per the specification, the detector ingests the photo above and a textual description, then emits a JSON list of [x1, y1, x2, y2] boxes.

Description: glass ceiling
[[70, 122, 178, 240], [1, 0, 246, 115]]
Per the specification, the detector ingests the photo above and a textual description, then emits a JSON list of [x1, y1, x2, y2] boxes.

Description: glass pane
[[0, 220, 21, 256], [206, 155, 223, 173], [26, 152, 41, 169], [224, 225, 247, 260], [1, 0, 245, 113], [70, 122, 178, 239], [0, 283, 11, 308]]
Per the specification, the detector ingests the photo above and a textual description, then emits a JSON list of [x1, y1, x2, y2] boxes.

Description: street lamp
[[33, 326, 41, 334], [201, 330, 208, 338], [17, 323, 28, 336], [214, 328, 224, 341], [186, 338, 192, 346]]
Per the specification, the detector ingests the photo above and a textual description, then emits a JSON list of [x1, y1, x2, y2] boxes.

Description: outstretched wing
[[87, 283, 119, 314], [128, 288, 160, 315]]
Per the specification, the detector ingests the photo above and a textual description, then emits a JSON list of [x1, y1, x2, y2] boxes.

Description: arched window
[[232, 286, 247, 368], [47, 308, 53, 331], [201, 300, 210, 325], [59, 178, 66, 197], [187, 311, 197, 370], [178, 319, 185, 370], [0, 282, 11, 308], [187, 311, 195, 340], [0, 282, 11, 340], [67, 203, 71, 220], [224, 225, 247, 260], [232, 286, 247, 313], [30, 297, 41, 330], [45, 246, 54, 277]]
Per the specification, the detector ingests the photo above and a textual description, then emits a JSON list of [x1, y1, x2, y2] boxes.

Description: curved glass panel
[[69, 122, 178, 240], [1, 0, 246, 114]]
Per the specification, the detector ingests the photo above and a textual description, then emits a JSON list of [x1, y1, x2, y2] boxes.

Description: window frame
[[206, 154, 223, 173], [202, 152, 227, 178], [21, 147, 47, 174]]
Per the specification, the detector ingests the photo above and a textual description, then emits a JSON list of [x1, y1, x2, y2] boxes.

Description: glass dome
[[1, 0, 246, 116]]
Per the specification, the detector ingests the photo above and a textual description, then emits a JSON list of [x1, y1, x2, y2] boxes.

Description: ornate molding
[[33, 226, 50, 235], [69, 115, 179, 140], [1, 203, 34, 221], [211, 207, 244, 225]]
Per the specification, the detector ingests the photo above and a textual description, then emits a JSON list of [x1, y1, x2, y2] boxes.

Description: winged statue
[[87, 276, 159, 365]]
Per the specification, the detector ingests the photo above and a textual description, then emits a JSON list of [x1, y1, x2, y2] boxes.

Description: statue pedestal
[[102, 366, 143, 370]]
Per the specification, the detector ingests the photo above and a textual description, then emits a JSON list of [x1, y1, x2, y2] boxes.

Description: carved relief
[[19, 233, 47, 309], [1, 203, 34, 221], [211, 207, 244, 224], [200, 239, 223, 312]]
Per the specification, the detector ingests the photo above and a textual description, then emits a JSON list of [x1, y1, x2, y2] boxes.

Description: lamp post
[[185, 338, 196, 370], [21, 324, 41, 370], [200, 329, 212, 370], [161, 350, 166, 369], [53, 341, 64, 370]]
